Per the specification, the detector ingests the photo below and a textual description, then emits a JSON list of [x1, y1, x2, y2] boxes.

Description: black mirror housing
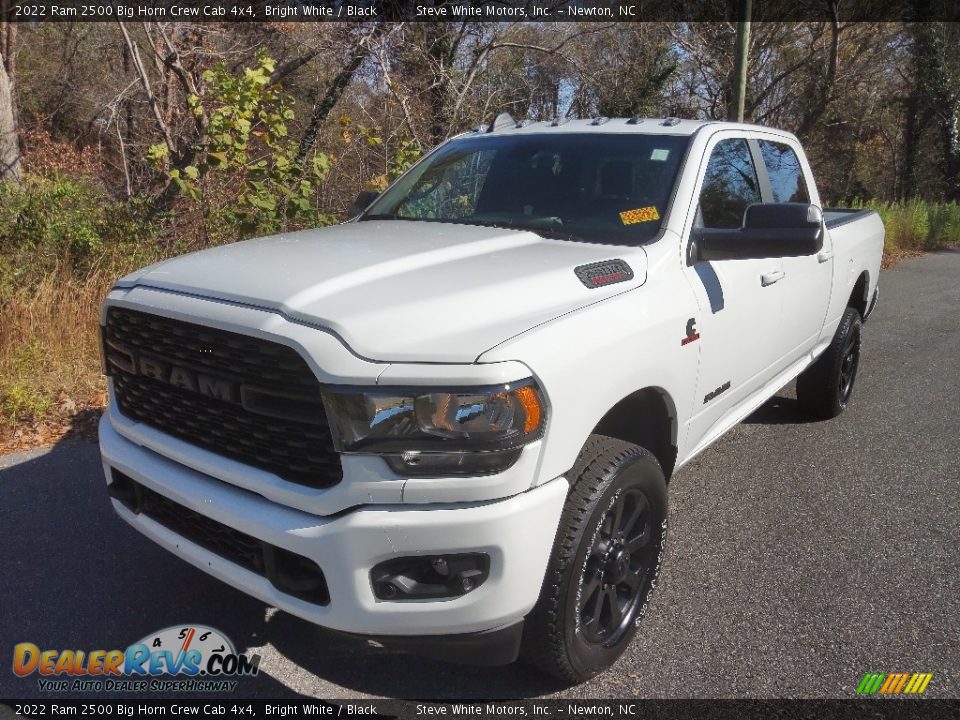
[[694, 203, 824, 262], [743, 202, 823, 232], [351, 190, 380, 217]]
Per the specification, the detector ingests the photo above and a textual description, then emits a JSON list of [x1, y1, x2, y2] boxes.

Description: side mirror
[[350, 189, 380, 217], [693, 203, 823, 262]]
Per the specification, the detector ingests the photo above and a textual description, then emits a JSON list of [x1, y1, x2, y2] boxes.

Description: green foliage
[[928, 202, 960, 246], [855, 199, 960, 251], [0, 382, 52, 424], [0, 175, 159, 285], [340, 117, 422, 192], [0, 175, 109, 257], [152, 50, 336, 236], [388, 136, 423, 181], [0, 342, 52, 424]]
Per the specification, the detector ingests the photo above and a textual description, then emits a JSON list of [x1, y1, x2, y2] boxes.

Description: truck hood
[[119, 221, 647, 362]]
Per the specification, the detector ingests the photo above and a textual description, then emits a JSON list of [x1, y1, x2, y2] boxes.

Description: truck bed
[[823, 207, 878, 230]]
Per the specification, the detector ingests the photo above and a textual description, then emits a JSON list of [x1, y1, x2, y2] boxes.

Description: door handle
[[817, 250, 834, 263], [761, 270, 785, 286]]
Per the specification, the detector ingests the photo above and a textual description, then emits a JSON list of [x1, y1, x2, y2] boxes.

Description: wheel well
[[592, 388, 678, 480], [849, 272, 869, 318]]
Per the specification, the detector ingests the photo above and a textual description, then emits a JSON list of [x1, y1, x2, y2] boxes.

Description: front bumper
[[100, 416, 567, 639]]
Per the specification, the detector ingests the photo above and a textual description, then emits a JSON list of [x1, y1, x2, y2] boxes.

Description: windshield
[[361, 132, 690, 245]]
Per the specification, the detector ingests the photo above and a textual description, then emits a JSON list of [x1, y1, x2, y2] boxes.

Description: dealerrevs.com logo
[[857, 672, 934, 696], [12, 624, 260, 692]]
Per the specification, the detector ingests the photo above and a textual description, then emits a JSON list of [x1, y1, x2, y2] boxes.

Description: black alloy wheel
[[797, 305, 864, 419], [578, 488, 656, 646], [522, 435, 668, 682], [838, 326, 861, 405]]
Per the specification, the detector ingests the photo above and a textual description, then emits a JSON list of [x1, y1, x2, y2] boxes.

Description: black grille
[[109, 470, 330, 605], [103, 307, 341, 488]]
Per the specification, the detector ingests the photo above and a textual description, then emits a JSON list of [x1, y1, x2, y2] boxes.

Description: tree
[[571, 24, 676, 119], [296, 23, 388, 161], [901, 14, 960, 200], [0, 0, 21, 182], [728, 0, 751, 122]]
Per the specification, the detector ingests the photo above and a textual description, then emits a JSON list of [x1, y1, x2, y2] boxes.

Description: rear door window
[[758, 140, 810, 203]]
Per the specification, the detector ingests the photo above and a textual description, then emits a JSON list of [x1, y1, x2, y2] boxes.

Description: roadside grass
[[2, 192, 959, 452], [855, 199, 960, 253], [0, 265, 116, 450], [0, 173, 171, 450]]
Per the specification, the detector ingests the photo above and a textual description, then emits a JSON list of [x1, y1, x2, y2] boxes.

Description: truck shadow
[[0, 431, 564, 700], [0, 433, 304, 700], [742, 385, 819, 426], [260, 612, 567, 699], [258, 612, 565, 700]]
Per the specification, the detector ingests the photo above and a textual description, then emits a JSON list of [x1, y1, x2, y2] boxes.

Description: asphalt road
[[2, 250, 958, 701]]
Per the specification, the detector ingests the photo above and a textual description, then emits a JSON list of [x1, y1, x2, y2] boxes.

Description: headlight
[[322, 380, 546, 476]]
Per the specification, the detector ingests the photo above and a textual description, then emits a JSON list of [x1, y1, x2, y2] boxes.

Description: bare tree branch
[[117, 21, 177, 156], [796, 4, 842, 137], [269, 49, 322, 86], [297, 24, 386, 161], [376, 24, 425, 146]]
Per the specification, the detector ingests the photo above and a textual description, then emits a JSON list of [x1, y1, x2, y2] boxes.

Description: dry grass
[[0, 264, 113, 451]]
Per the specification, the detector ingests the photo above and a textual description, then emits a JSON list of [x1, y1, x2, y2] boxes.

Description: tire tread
[[522, 435, 660, 682], [797, 306, 862, 419]]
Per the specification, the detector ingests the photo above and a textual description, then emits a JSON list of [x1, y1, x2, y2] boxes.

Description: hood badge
[[574, 259, 634, 288]]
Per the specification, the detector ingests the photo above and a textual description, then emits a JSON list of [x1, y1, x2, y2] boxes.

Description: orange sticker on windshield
[[620, 206, 660, 225]]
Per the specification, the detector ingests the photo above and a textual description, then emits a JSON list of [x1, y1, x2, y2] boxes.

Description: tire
[[521, 435, 668, 683], [797, 306, 863, 420]]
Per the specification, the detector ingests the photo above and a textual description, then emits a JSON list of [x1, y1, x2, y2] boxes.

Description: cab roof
[[466, 115, 786, 138]]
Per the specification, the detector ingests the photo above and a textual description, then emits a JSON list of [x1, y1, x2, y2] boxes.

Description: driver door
[[682, 135, 785, 452]]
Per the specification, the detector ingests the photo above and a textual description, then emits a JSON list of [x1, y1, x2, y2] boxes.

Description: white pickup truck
[[100, 116, 882, 682]]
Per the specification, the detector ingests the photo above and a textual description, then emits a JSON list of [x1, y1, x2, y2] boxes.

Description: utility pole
[[729, 0, 752, 122]]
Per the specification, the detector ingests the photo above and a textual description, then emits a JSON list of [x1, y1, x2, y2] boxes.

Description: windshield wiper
[[358, 214, 587, 243], [527, 227, 588, 243], [469, 220, 587, 244], [359, 213, 418, 222]]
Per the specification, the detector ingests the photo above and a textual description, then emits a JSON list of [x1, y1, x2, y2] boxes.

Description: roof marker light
[[487, 112, 517, 133]]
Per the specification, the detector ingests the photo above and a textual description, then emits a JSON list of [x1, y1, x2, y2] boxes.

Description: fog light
[[371, 553, 490, 601]]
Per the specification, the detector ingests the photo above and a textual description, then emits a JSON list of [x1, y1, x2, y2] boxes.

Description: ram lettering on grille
[[106, 343, 240, 403]]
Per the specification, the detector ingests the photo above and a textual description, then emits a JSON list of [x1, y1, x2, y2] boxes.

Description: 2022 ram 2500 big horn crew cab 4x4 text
[[99, 116, 883, 682]]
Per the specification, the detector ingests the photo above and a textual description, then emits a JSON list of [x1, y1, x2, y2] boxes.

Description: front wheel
[[521, 435, 668, 683]]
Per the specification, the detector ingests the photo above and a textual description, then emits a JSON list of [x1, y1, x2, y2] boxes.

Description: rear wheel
[[522, 435, 668, 683], [797, 306, 863, 419]]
